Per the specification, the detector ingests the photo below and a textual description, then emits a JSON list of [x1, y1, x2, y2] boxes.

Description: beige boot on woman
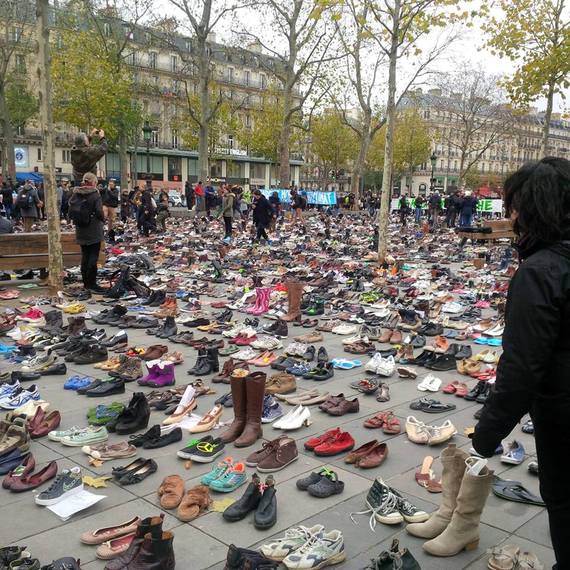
[[422, 457, 494, 556], [407, 444, 469, 539]]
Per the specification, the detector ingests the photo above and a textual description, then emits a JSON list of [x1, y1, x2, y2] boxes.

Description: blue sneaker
[[262, 395, 283, 423], [0, 379, 20, 400], [501, 440, 525, 465], [64, 376, 92, 390], [200, 456, 233, 486], [0, 384, 40, 410], [209, 462, 247, 492]]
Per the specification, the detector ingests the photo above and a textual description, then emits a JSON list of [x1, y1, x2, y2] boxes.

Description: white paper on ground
[[47, 490, 106, 521], [177, 413, 203, 431]]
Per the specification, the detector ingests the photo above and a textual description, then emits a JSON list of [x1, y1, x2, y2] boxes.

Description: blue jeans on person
[[3, 205, 12, 219], [460, 212, 473, 227], [415, 207, 422, 224]]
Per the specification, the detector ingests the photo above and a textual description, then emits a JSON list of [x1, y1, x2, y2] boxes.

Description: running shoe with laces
[[282, 529, 346, 569], [350, 478, 404, 529], [200, 456, 233, 485], [260, 525, 324, 561], [35, 466, 83, 506], [48, 425, 86, 442], [0, 385, 40, 410], [261, 395, 283, 423]]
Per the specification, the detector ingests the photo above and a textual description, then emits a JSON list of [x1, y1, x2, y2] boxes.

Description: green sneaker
[[200, 456, 233, 486], [60, 426, 108, 447], [48, 425, 85, 442], [219, 346, 239, 356], [209, 462, 247, 492]]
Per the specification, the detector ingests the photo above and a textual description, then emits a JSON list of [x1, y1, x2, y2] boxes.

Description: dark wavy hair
[[504, 156, 570, 243]]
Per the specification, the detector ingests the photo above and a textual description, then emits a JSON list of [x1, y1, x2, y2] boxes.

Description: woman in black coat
[[472, 157, 570, 570], [251, 189, 273, 243]]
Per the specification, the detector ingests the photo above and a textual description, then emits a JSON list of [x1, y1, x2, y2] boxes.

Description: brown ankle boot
[[219, 374, 247, 443], [235, 371, 266, 447], [104, 515, 163, 570], [282, 281, 304, 322], [127, 531, 175, 570]]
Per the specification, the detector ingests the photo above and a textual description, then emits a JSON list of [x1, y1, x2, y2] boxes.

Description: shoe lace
[[350, 490, 399, 532], [44, 472, 65, 492], [365, 552, 404, 570]]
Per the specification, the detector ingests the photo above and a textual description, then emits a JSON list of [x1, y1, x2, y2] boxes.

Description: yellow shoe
[[63, 303, 86, 314]]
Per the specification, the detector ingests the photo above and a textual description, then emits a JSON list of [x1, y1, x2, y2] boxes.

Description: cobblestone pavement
[[0, 295, 554, 570]]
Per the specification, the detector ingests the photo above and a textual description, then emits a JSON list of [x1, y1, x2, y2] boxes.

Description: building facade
[[1, 8, 303, 190], [401, 88, 570, 196]]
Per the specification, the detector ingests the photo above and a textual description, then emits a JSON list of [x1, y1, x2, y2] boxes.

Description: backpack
[[17, 189, 33, 209], [69, 196, 94, 227]]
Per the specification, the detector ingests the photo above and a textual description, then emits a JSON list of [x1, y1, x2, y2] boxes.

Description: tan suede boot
[[406, 444, 469, 539], [423, 459, 494, 556], [282, 281, 304, 322]]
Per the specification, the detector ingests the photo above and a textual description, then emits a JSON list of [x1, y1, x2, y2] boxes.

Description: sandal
[[487, 544, 520, 570], [382, 412, 401, 434], [415, 456, 442, 493]]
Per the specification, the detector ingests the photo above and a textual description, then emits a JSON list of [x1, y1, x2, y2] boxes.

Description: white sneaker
[[376, 356, 396, 377], [234, 347, 257, 361], [251, 336, 283, 350], [283, 529, 346, 569], [342, 333, 367, 345], [417, 374, 442, 392], [332, 324, 357, 335], [365, 352, 383, 373], [260, 525, 325, 561], [222, 325, 242, 338], [442, 302, 464, 314]]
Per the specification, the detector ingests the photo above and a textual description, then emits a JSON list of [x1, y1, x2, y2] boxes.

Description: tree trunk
[[118, 132, 129, 190], [37, 0, 63, 291], [351, 111, 372, 211], [377, 0, 401, 264], [278, 83, 293, 188], [198, 61, 209, 182], [0, 84, 16, 181], [541, 78, 555, 157]]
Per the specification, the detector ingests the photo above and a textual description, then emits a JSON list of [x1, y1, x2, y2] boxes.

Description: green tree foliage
[[484, 0, 570, 153], [51, 30, 141, 144], [367, 108, 431, 176], [5, 78, 38, 130]]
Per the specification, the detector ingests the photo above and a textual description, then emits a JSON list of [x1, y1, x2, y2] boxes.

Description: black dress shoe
[[39, 362, 67, 375], [74, 345, 108, 364], [85, 379, 125, 397], [117, 458, 158, 485], [143, 427, 183, 449], [77, 379, 103, 395], [464, 380, 486, 401], [103, 331, 128, 348], [11, 371, 41, 382], [425, 354, 456, 371], [129, 425, 161, 447]]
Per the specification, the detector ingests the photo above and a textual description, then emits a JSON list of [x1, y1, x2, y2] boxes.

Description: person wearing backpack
[[16, 181, 41, 232], [68, 172, 105, 293]]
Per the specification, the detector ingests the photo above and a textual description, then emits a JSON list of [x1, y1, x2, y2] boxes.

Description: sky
[[153, 0, 567, 115]]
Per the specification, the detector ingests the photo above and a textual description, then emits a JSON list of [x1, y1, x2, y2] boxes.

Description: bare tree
[[333, 0, 385, 209], [164, 0, 253, 183], [239, 0, 339, 187], [37, 0, 63, 289], [368, 0, 462, 262], [0, 0, 35, 181], [432, 66, 515, 189]]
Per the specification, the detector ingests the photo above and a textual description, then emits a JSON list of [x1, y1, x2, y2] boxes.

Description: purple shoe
[[145, 363, 175, 387], [137, 363, 161, 386]]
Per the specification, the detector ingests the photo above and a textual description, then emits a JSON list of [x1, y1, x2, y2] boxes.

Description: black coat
[[473, 240, 570, 457], [252, 195, 272, 227], [69, 186, 105, 246]]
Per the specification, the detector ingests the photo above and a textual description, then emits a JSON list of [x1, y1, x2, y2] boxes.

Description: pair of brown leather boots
[[220, 371, 266, 447]]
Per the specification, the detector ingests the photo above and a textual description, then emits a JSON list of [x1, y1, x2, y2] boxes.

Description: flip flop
[[492, 476, 545, 506], [331, 359, 362, 370]]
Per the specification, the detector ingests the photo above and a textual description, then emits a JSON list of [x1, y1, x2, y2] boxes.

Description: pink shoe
[[250, 288, 273, 316], [18, 308, 44, 322]]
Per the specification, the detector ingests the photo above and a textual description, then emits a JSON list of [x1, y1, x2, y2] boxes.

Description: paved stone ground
[[0, 295, 554, 569]]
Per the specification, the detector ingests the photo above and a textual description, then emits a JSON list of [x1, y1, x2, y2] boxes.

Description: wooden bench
[[457, 219, 515, 242], [0, 233, 106, 272]]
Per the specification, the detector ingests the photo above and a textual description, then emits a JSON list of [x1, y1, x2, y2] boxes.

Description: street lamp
[[142, 121, 153, 188], [429, 151, 437, 192]]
